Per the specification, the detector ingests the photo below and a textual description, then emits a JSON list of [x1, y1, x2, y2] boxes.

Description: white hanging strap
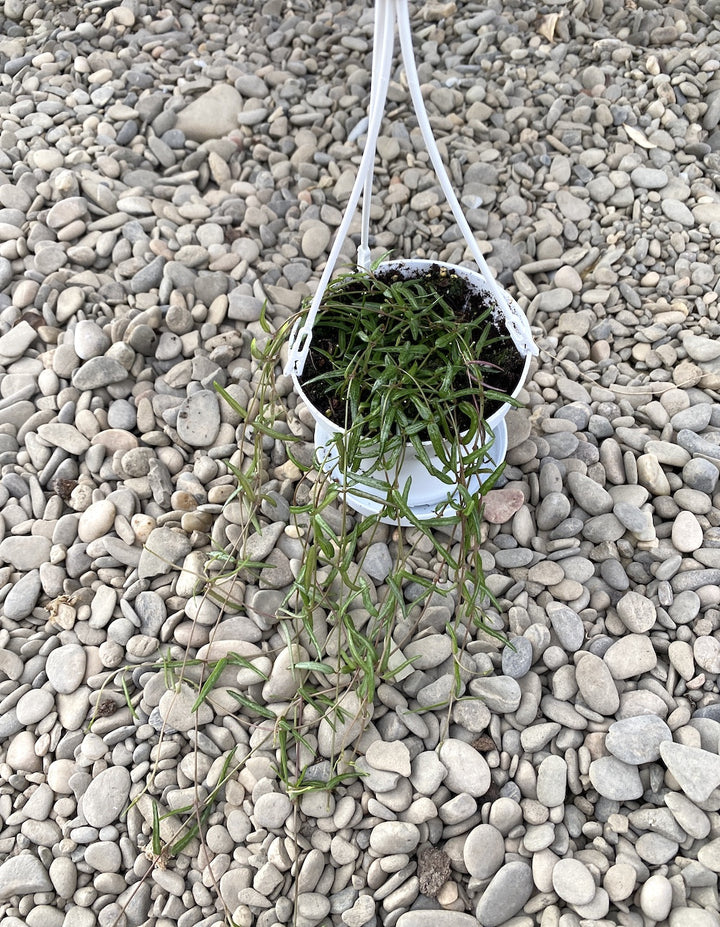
[[286, 0, 395, 377], [394, 0, 537, 356], [358, 0, 394, 270]]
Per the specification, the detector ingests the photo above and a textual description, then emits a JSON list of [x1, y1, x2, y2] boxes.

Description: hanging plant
[[289, 258, 531, 521]]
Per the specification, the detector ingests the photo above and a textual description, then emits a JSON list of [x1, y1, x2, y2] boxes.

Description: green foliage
[[203, 262, 520, 795], [151, 748, 239, 857], [299, 262, 519, 484]]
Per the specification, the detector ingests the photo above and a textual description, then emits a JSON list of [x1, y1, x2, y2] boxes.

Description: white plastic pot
[[289, 259, 534, 520]]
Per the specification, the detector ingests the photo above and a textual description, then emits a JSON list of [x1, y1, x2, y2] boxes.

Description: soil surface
[[299, 263, 526, 435]]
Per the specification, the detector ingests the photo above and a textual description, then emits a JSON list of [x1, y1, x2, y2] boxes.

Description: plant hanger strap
[[286, 0, 537, 378], [286, 0, 395, 378]]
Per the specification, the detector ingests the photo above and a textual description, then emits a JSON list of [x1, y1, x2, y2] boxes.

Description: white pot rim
[[290, 258, 534, 441]]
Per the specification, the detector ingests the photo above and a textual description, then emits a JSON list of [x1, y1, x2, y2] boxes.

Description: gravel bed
[[2, 0, 720, 926]]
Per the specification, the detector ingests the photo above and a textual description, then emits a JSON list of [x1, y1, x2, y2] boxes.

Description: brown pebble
[[417, 846, 452, 898], [181, 511, 213, 533], [171, 490, 198, 512], [483, 487, 525, 524]]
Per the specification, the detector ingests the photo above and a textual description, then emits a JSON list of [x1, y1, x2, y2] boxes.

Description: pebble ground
[[2, 0, 720, 926]]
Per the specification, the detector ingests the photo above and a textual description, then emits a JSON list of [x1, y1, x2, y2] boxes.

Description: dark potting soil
[[299, 264, 525, 435]]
